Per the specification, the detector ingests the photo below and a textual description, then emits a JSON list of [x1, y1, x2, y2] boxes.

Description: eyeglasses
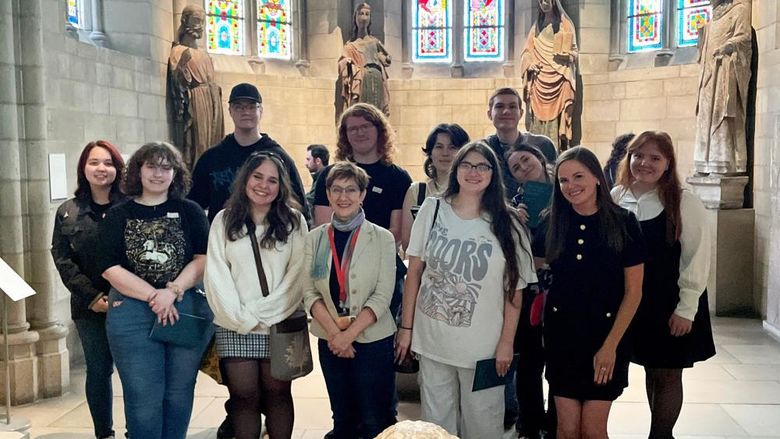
[[346, 123, 375, 135], [231, 103, 260, 112], [328, 185, 361, 196], [458, 161, 493, 174]]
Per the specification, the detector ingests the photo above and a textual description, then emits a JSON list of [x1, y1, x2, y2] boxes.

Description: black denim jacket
[[51, 197, 115, 320]]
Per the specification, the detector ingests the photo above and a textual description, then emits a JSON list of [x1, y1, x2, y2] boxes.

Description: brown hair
[[122, 142, 190, 199], [222, 152, 301, 247], [336, 103, 396, 165], [616, 130, 682, 242], [325, 161, 370, 192], [488, 87, 522, 109]]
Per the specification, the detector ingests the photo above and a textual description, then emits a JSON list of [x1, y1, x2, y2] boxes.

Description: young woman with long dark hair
[[205, 152, 308, 439], [533, 146, 645, 439], [396, 141, 536, 439]]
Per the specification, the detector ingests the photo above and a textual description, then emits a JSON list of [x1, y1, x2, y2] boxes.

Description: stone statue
[[167, 5, 224, 169], [520, 0, 578, 151], [337, 2, 391, 118], [694, 0, 752, 175]]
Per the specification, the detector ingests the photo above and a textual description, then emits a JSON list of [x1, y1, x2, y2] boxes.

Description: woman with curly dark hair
[[204, 152, 308, 439], [97, 141, 213, 439], [396, 142, 536, 439], [51, 140, 125, 439]]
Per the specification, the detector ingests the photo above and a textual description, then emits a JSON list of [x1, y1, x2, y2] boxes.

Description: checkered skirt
[[215, 326, 270, 359]]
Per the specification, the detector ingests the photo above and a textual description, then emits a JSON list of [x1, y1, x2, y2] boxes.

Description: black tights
[[222, 358, 294, 439], [645, 367, 683, 439]]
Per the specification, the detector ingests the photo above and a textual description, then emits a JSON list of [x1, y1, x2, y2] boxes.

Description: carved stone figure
[[694, 0, 752, 175], [520, 0, 578, 151], [167, 5, 224, 169], [337, 3, 391, 119]]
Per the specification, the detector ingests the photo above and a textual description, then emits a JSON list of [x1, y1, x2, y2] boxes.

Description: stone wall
[[579, 64, 700, 178], [387, 78, 522, 181], [752, 0, 780, 333]]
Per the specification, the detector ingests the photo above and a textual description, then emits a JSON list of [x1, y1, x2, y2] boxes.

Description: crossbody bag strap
[[246, 220, 270, 297], [417, 182, 427, 207], [431, 198, 440, 231]]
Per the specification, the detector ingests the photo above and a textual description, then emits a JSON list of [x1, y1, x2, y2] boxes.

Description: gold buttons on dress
[[576, 254, 583, 260], [606, 312, 612, 318], [553, 307, 558, 312], [579, 224, 586, 230], [577, 239, 584, 245]]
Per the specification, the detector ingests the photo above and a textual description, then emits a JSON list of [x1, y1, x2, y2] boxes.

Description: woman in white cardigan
[[302, 162, 397, 439], [204, 152, 308, 439]]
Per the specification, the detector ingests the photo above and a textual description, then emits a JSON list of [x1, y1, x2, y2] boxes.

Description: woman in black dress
[[533, 146, 645, 439], [612, 131, 715, 439]]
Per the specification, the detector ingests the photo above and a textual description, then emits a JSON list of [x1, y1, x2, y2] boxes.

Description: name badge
[[167, 212, 180, 219], [372, 186, 383, 194]]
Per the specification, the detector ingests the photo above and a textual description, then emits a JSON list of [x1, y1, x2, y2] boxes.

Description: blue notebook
[[148, 312, 209, 348], [472, 354, 520, 392]]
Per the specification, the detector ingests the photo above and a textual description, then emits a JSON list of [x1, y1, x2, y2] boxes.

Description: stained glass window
[[67, 0, 81, 28], [464, 0, 504, 61], [412, 0, 452, 62], [628, 0, 663, 53], [257, 0, 292, 59], [677, 0, 711, 47], [206, 0, 245, 55]]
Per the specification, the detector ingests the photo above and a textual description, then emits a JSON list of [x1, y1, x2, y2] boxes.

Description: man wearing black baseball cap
[[188, 82, 308, 224]]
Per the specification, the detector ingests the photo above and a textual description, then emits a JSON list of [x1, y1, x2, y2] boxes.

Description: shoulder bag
[[246, 220, 313, 381]]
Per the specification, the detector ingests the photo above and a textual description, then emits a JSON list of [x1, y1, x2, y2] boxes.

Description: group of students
[[51, 83, 715, 439]]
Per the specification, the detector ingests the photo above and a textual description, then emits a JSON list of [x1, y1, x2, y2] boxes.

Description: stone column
[[89, 0, 107, 47], [19, 0, 69, 399], [0, 0, 41, 406]]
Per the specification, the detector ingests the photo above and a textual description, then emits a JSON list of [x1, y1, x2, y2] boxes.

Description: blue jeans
[[74, 318, 115, 439], [319, 336, 396, 439], [106, 288, 214, 439]]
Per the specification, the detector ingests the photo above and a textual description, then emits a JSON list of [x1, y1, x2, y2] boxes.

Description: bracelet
[[399, 325, 413, 330]]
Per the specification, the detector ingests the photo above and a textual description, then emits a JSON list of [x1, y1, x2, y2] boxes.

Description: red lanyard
[[328, 226, 361, 305]]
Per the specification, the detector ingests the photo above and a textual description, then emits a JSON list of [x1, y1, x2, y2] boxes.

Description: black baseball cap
[[228, 83, 262, 104]]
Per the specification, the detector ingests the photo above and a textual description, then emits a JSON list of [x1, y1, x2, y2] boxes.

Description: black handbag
[[246, 220, 313, 381]]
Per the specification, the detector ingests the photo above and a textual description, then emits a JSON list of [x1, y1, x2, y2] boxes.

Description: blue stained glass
[[628, 0, 664, 52], [677, 0, 711, 47]]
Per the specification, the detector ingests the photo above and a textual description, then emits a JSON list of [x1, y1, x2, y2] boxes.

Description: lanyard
[[327, 225, 361, 306]]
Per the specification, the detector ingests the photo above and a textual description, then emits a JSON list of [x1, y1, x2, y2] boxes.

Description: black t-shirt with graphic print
[[313, 161, 412, 229], [96, 198, 209, 288]]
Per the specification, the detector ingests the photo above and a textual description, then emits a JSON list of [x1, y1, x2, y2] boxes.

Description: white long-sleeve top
[[612, 186, 711, 321], [205, 209, 308, 334]]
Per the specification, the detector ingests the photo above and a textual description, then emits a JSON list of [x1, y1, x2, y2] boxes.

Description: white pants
[[418, 355, 505, 439]]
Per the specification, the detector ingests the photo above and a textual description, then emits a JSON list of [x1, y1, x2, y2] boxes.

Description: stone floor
[[7, 316, 780, 439]]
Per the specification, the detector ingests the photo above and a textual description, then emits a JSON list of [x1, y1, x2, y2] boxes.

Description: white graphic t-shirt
[[407, 197, 537, 368]]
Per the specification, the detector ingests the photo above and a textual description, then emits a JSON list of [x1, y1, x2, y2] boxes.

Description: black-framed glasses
[[457, 161, 493, 174]]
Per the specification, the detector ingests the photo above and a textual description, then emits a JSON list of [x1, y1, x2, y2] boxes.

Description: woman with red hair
[[612, 131, 715, 438], [51, 140, 125, 439]]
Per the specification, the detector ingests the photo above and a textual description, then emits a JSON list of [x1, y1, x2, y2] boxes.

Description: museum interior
[[1, 0, 780, 438]]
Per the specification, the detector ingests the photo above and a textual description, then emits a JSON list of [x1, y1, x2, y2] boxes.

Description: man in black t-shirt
[[188, 83, 308, 223], [312, 104, 411, 238]]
